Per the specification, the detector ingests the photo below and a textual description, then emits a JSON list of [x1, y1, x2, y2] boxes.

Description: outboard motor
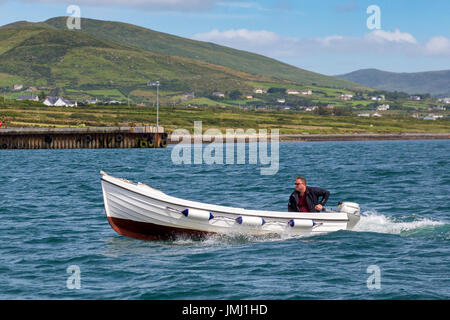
[[337, 202, 360, 216]]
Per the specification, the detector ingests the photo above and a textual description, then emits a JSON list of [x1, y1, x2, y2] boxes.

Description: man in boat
[[288, 176, 330, 212]]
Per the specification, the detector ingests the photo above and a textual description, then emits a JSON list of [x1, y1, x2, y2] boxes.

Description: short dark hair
[[296, 176, 307, 185]]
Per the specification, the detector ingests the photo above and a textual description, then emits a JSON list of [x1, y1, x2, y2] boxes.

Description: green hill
[[0, 17, 369, 103], [0, 24, 282, 94], [43, 17, 363, 90], [336, 68, 450, 96]]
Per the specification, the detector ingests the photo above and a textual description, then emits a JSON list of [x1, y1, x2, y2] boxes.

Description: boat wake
[[354, 210, 448, 238], [168, 231, 301, 246], [167, 211, 449, 245]]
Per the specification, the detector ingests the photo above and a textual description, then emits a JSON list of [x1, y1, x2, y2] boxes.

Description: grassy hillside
[[43, 17, 365, 90], [336, 68, 450, 96], [0, 25, 283, 93]]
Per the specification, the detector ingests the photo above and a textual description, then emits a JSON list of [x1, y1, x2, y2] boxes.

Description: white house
[[13, 84, 23, 91], [376, 104, 390, 111], [286, 89, 300, 95], [301, 90, 312, 95], [371, 95, 385, 101], [358, 113, 370, 117], [253, 88, 267, 94], [212, 92, 225, 98], [340, 94, 353, 101], [372, 112, 382, 117], [87, 98, 98, 105], [429, 105, 446, 111], [44, 96, 77, 107], [425, 113, 443, 120], [410, 95, 421, 101], [277, 98, 286, 104]]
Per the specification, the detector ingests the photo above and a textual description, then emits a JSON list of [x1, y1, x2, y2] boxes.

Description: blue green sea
[[1, 140, 449, 299]]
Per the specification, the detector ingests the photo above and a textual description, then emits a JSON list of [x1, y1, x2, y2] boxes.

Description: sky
[[0, 0, 449, 75]]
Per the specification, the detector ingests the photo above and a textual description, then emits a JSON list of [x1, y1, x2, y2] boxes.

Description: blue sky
[[1, 0, 449, 75]]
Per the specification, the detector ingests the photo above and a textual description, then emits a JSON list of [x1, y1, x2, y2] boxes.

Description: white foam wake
[[166, 212, 447, 246], [354, 211, 446, 235]]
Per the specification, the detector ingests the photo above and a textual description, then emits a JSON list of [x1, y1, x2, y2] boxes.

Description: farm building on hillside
[[253, 88, 267, 94], [340, 94, 353, 101], [17, 94, 39, 102], [376, 104, 390, 111], [44, 96, 77, 107], [212, 92, 225, 98], [286, 89, 300, 95]]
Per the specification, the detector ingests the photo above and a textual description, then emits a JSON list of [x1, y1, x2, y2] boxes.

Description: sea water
[[0, 140, 448, 299]]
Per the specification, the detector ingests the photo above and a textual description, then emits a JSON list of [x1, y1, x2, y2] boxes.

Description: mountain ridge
[[0, 23, 282, 93], [336, 68, 450, 96], [41, 16, 365, 89], [0, 17, 370, 98]]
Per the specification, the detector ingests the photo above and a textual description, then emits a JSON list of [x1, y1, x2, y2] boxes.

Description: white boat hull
[[100, 171, 360, 240]]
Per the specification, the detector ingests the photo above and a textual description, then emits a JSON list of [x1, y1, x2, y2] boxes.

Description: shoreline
[[168, 132, 450, 144], [278, 132, 450, 142]]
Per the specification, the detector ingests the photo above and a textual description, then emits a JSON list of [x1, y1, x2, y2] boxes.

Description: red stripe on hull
[[107, 216, 213, 241]]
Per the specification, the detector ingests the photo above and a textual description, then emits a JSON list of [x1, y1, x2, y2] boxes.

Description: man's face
[[295, 179, 306, 193]]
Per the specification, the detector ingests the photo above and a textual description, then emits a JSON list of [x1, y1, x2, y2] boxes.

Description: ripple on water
[[1, 140, 449, 299]]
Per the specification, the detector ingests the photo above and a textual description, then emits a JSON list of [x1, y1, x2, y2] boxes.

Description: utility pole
[[156, 81, 159, 130], [149, 81, 160, 131]]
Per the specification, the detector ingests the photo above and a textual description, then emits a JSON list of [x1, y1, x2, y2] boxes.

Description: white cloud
[[193, 28, 449, 59], [424, 36, 450, 55], [365, 29, 417, 44], [320, 35, 345, 46], [195, 28, 282, 45]]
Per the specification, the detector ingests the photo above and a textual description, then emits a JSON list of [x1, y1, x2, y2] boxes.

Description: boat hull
[[107, 216, 213, 241], [100, 171, 360, 241]]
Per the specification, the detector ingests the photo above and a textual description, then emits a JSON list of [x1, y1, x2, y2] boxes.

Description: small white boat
[[100, 171, 361, 241]]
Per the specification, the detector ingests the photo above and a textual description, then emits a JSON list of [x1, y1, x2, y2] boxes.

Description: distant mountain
[[336, 68, 450, 96]]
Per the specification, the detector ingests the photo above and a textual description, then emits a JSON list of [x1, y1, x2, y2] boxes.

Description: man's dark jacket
[[288, 187, 330, 212]]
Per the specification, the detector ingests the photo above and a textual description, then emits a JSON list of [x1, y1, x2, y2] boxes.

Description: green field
[[1, 99, 448, 135]]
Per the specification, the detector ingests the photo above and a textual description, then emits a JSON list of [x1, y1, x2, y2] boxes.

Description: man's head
[[295, 176, 307, 193]]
